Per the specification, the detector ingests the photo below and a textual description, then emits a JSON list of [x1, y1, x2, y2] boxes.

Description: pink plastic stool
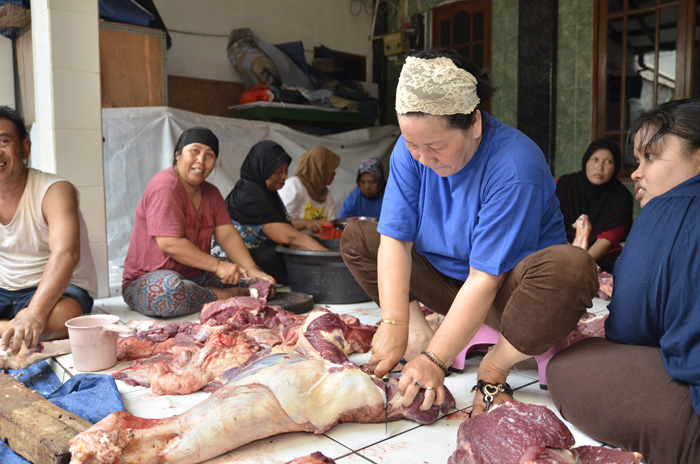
[[450, 324, 500, 372], [451, 324, 564, 389]]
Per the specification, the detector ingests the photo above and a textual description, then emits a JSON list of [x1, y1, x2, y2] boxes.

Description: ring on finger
[[425, 386, 435, 391], [411, 381, 420, 388]]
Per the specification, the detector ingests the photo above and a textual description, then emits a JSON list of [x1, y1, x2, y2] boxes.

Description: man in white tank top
[[0, 106, 97, 354]]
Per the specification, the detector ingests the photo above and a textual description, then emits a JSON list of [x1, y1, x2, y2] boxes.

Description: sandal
[[469, 379, 514, 416]]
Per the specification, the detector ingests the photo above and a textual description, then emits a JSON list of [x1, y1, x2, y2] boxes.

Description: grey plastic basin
[[275, 238, 370, 304]]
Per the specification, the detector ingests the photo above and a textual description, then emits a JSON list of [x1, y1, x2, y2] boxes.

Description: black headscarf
[[225, 140, 292, 225], [556, 139, 633, 246], [175, 127, 219, 157]]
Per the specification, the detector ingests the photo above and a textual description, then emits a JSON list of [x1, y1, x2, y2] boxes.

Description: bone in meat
[[247, 279, 276, 300], [0, 338, 72, 370], [70, 352, 454, 464]]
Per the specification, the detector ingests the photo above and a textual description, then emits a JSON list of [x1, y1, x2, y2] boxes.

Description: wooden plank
[[15, 22, 166, 115], [14, 27, 34, 126], [99, 23, 164, 108], [168, 75, 245, 117], [0, 372, 91, 464]]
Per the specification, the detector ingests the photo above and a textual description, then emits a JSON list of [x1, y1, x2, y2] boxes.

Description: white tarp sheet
[[102, 106, 400, 273]]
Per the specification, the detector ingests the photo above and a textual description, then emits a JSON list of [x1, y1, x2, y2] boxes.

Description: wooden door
[[593, 0, 698, 174], [432, 0, 492, 113], [432, 0, 492, 72]]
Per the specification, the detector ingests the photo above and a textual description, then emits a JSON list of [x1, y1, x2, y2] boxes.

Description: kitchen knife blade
[[382, 372, 390, 434]]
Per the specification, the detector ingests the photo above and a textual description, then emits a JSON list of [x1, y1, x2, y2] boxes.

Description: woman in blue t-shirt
[[340, 48, 598, 416], [548, 99, 700, 463]]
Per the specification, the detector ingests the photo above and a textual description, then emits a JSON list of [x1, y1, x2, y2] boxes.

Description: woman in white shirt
[[278, 146, 340, 221]]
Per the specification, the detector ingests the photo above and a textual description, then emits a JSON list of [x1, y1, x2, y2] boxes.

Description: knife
[[382, 372, 391, 435]]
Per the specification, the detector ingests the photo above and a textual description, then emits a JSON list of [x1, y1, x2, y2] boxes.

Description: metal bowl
[[331, 216, 378, 232]]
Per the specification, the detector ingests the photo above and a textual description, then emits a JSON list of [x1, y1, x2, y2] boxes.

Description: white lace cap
[[395, 56, 480, 116]]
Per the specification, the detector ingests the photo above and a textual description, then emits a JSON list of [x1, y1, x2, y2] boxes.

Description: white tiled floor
[[48, 294, 612, 463]]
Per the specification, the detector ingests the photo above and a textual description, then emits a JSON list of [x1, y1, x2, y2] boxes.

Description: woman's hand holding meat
[[369, 323, 407, 377], [399, 354, 447, 410], [293, 218, 324, 234], [215, 260, 246, 285]]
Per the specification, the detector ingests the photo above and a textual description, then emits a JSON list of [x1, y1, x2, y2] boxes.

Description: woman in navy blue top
[[338, 157, 386, 219], [548, 98, 700, 463], [341, 49, 598, 416]]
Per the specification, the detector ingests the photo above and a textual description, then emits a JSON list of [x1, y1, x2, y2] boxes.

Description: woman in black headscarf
[[225, 140, 328, 283], [555, 139, 633, 273]]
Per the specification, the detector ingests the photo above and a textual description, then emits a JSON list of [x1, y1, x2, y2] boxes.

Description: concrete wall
[[153, 0, 376, 84]]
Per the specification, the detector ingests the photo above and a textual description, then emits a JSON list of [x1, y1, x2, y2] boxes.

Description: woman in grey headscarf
[[338, 157, 386, 219]]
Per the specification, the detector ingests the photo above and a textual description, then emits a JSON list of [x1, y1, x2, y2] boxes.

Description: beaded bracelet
[[421, 349, 449, 375], [381, 319, 409, 325]]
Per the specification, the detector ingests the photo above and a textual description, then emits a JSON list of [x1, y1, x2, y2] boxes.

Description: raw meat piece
[[384, 372, 456, 425], [523, 448, 580, 463], [111, 305, 376, 396], [113, 346, 252, 395], [562, 312, 606, 347], [572, 213, 591, 250], [596, 268, 614, 300], [117, 321, 197, 361], [449, 401, 575, 464], [338, 314, 376, 354], [247, 279, 276, 300], [70, 352, 455, 464], [574, 445, 643, 463], [294, 308, 375, 364], [570, 214, 615, 299], [285, 451, 336, 463], [199, 296, 268, 325], [448, 401, 644, 464], [0, 339, 72, 369]]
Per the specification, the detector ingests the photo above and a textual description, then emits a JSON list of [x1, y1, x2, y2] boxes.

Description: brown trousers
[[340, 220, 598, 356], [547, 338, 700, 464]]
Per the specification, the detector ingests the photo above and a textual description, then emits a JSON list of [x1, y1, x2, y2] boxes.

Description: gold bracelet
[[381, 319, 409, 325], [422, 349, 447, 370], [421, 349, 449, 375]]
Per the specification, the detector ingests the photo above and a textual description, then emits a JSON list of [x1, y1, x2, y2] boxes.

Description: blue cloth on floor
[[0, 360, 125, 464]]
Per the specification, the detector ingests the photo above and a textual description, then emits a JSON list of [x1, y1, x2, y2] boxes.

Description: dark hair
[[0, 106, 28, 141], [404, 48, 494, 131], [627, 98, 700, 160]]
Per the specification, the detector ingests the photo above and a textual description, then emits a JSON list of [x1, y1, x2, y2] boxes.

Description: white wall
[[153, 0, 375, 83], [30, 0, 108, 297]]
